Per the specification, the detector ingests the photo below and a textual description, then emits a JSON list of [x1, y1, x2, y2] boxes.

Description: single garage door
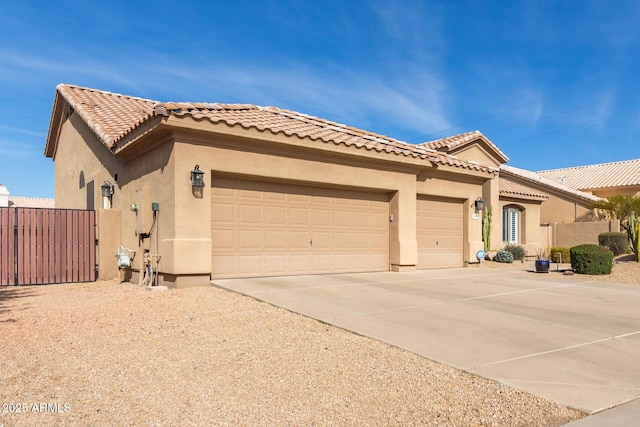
[[417, 196, 464, 269], [211, 178, 389, 279]]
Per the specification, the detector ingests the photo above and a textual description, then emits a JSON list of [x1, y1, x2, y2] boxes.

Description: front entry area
[[211, 178, 389, 279]]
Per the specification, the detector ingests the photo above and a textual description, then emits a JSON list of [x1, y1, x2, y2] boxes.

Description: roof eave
[[500, 168, 600, 204], [44, 90, 66, 158], [499, 191, 548, 202]]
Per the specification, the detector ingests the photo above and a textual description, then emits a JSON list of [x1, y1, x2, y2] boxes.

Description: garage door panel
[[212, 202, 236, 224], [265, 231, 287, 249], [417, 196, 463, 269], [332, 210, 351, 227], [311, 231, 331, 249], [313, 209, 331, 226], [238, 255, 262, 275], [289, 231, 310, 249], [265, 206, 287, 225], [289, 207, 311, 225], [289, 254, 311, 273], [212, 178, 389, 278], [264, 255, 287, 273], [238, 230, 261, 249], [238, 204, 261, 223], [212, 229, 235, 249]]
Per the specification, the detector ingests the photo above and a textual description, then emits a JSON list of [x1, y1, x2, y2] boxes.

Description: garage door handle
[[435, 240, 439, 247], [309, 238, 313, 246]]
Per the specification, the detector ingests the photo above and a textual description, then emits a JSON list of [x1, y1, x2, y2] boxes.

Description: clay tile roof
[[56, 84, 156, 148], [537, 159, 640, 190], [8, 197, 55, 208], [420, 130, 509, 163], [500, 165, 601, 202], [53, 84, 496, 174], [421, 130, 483, 150], [499, 177, 547, 200]]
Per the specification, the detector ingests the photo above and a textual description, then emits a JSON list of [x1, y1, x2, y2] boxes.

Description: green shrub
[[570, 244, 613, 275], [504, 244, 526, 261], [549, 247, 570, 263], [598, 232, 628, 256], [494, 250, 514, 263]]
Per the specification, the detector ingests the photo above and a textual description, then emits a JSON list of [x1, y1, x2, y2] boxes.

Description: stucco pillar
[[97, 209, 121, 280], [160, 158, 213, 288], [483, 175, 501, 253], [389, 178, 417, 271]]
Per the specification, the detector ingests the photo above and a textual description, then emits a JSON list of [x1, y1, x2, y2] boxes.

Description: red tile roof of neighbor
[[538, 159, 640, 190], [52, 84, 497, 174]]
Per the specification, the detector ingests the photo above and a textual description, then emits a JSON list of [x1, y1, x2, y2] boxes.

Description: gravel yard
[[0, 278, 587, 427]]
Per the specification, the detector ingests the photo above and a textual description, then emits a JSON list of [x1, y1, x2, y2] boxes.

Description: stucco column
[[162, 155, 213, 288], [389, 177, 417, 271], [97, 209, 121, 280], [483, 175, 500, 253]]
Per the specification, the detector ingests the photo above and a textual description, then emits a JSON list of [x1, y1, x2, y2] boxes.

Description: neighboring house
[[500, 165, 600, 224], [8, 197, 55, 208], [45, 84, 504, 287], [538, 159, 640, 198], [0, 184, 55, 208]]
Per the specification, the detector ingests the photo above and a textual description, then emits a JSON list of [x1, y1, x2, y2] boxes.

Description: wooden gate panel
[[0, 207, 96, 285]]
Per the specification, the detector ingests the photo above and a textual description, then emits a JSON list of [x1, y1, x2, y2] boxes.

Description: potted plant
[[535, 248, 550, 273]]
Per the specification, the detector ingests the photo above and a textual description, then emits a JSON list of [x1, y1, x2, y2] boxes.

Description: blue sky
[[1, 1, 640, 198]]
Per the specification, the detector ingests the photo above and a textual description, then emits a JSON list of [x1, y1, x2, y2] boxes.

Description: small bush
[[504, 244, 526, 261], [549, 247, 570, 263], [494, 250, 514, 263], [570, 244, 613, 275], [598, 232, 628, 256]]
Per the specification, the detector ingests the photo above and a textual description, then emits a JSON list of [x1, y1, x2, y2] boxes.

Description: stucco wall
[[539, 192, 592, 224], [550, 220, 620, 248], [53, 113, 119, 210], [452, 144, 502, 168]]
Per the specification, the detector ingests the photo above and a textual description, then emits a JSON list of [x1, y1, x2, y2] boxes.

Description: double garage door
[[416, 196, 464, 269], [211, 178, 389, 279]]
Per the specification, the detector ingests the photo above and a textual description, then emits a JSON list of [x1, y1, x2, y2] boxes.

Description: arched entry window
[[502, 206, 521, 243]]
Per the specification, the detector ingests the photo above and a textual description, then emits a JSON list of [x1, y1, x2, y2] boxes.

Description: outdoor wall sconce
[[190, 165, 205, 198], [101, 181, 114, 209], [474, 197, 485, 211]]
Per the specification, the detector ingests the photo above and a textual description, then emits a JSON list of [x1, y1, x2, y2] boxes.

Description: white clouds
[[147, 57, 451, 140], [0, 125, 44, 137]]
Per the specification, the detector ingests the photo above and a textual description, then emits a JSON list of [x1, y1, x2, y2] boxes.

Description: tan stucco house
[[44, 84, 595, 287]]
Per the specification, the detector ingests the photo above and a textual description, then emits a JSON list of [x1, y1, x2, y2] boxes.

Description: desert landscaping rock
[[0, 279, 585, 426]]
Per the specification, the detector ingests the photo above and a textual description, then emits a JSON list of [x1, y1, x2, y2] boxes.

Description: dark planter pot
[[535, 259, 550, 273]]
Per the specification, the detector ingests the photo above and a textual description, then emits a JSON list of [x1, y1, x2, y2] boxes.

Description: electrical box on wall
[[136, 188, 153, 235], [151, 202, 160, 212]]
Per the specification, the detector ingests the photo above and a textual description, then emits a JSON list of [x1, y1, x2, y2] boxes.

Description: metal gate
[[0, 207, 96, 285]]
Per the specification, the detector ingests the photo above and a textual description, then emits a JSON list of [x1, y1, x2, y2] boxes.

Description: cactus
[[625, 213, 640, 262], [482, 205, 492, 253]]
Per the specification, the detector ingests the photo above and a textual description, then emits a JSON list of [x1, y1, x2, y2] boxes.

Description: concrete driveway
[[212, 267, 640, 414]]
